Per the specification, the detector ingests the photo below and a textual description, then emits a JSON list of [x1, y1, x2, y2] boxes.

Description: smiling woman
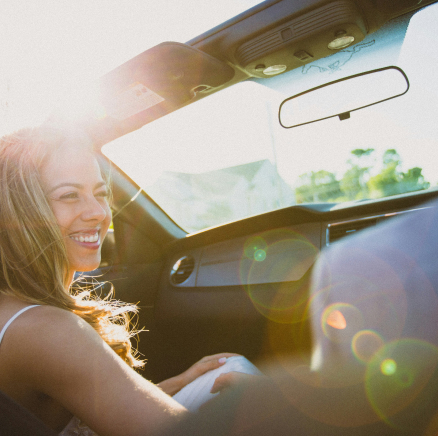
[[0, 123, 242, 435], [0, 124, 144, 362]]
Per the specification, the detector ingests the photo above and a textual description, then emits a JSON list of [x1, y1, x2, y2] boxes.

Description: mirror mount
[[339, 112, 350, 121]]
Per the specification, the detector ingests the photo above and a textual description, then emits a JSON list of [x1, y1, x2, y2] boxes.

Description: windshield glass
[[103, 4, 438, 233]]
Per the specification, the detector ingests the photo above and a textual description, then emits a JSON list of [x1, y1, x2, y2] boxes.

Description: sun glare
[[0, 0, 262, 136]]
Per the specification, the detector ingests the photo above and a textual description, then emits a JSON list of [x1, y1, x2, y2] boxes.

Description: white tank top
[[0, 305, 40, 345]]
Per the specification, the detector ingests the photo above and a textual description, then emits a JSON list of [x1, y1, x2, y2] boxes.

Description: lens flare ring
[[240, 230, 318, 324], [365, 338, 438, 426], [351, 330, 384, 364], [321, 303, 364, 343]]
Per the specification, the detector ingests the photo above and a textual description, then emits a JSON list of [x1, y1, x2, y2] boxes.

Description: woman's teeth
[[69, 233, 99, 243]]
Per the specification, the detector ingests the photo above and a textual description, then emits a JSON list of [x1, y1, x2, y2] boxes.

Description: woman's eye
[[96, 191, 109, 198], [60, 192, 78, 200], [54, 190, 108, 201]]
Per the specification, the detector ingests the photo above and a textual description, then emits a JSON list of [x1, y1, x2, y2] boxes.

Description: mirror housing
[[279, 66, 409, 129]]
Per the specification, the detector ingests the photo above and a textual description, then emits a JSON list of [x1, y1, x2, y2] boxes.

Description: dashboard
[[162, 188, 438, 291], [147, 188, 438, 378]]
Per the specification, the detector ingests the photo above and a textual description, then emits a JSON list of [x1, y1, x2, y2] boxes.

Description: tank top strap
[[0, 305, 41, 346]]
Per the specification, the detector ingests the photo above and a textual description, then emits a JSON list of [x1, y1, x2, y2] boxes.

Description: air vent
[[327, 208, 430, 245], [327, 218, 378, 244], [170, 256, 195, 285], [327, 215, 397, 245]]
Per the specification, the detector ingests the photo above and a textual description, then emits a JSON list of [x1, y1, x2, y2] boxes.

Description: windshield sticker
[[300, 14, 411, 77], [302, 40, 376, 75], [105, 82, 165, 120]]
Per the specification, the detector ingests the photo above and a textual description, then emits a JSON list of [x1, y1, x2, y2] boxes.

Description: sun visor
[[82, 42, 235, 145], [101, 42, 234, 114]]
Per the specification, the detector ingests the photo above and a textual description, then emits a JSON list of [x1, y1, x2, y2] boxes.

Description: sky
[[0, 0, 261, 136]]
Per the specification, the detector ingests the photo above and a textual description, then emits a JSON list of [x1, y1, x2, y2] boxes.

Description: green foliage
[[400, 167, 430, 192], [368, 149, 401, 197], [295, 148, 430, 203], [296, 170, 342, 203], [339, 148, 374, 200]]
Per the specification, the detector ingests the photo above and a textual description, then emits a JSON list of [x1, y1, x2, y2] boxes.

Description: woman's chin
[[70, 258, 101, 274]]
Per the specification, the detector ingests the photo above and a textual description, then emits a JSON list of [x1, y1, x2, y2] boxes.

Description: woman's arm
[[5, 306, 187, 436]]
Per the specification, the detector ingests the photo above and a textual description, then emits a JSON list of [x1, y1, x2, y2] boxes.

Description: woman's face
[[40, 140, 111, 281]]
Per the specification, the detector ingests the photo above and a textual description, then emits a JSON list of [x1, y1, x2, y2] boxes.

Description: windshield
[[103, 4, 438, 233]]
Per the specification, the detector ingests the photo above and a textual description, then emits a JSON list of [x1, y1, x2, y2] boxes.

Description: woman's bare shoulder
[[0, 297, 92, 340], [0, 298, 103, 382], [15, 303, 88, 329]]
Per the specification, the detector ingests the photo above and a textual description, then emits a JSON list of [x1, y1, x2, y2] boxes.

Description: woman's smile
[[69, 229, 100, 243], [68, 229, 101, 247]]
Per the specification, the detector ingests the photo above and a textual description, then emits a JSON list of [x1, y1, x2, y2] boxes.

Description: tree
[[368, 149, 401, 197], [294, 148, 430, 204], [399, 167, 430, 193], [296, 170, 342, 203], [367, 150, 429, 197], [340, 148, 374, 200]]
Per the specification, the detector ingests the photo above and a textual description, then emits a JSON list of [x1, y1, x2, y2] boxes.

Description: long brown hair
[[0, 124, 142, 368]]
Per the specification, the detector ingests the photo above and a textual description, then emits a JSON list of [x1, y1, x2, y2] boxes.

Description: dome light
[[328, 35, 355, 50], [263, 65, 287, 76]]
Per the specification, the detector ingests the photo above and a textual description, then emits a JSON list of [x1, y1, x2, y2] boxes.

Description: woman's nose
[[81, 196, 108, 222]]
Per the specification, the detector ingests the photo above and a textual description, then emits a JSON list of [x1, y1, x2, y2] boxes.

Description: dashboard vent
[[327, 216, 392, 245], [170, 256, 195, 285]]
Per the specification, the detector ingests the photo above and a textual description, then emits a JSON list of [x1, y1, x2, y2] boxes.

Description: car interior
[[3, 0, 438, 434]]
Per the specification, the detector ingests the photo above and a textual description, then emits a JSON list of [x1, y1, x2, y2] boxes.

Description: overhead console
[[235, 0, 367, 78], [189, 0, 438, 79], [189, 0, 370, 79]]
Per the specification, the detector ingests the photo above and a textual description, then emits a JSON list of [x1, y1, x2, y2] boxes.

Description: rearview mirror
[[279, 66, 409, 129]]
